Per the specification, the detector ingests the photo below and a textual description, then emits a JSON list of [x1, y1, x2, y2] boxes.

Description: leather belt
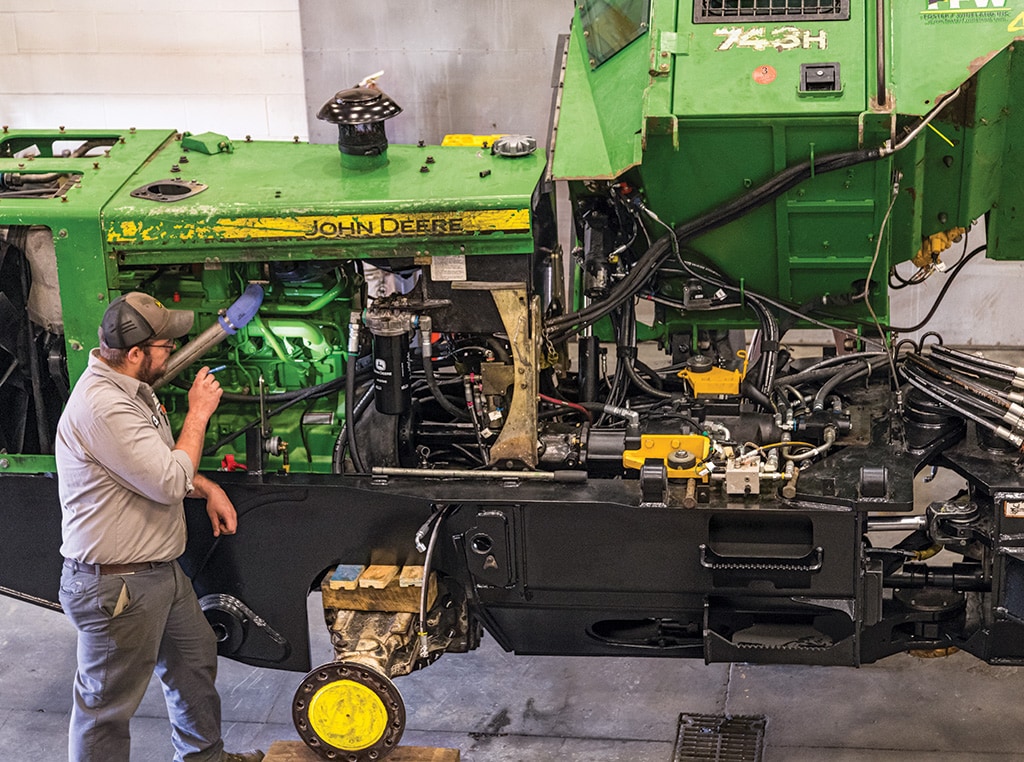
[[64, 559, 166, 575]]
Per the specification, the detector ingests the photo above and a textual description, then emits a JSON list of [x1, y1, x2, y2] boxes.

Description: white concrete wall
[[0, 0, 307, 140], [299, 0, 573, 147]]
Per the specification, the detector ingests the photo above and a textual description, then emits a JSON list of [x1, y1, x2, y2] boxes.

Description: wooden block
[[399, 565, 425, 587], [265, 740, 460, 761], [328, 564, 365, 590], [321, 570, 438, 613], [358, 564, 399, 589]]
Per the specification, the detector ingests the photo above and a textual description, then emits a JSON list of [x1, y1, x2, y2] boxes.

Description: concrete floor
[[3, 470, 1024, 761]]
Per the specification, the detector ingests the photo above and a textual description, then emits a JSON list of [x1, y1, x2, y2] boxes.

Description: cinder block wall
[[0, 0, 306, 140]]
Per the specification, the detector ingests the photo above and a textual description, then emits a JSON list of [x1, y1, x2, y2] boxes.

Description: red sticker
[[753, 65, 777, 84]]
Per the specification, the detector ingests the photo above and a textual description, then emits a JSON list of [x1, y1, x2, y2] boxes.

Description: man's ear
[[125, 346, 147, 364]]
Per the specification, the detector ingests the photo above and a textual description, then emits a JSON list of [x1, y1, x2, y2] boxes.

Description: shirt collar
[[86, 347, 155, 399]]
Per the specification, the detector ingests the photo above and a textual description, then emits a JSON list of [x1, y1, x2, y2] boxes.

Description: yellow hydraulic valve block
[[912, 227, 966, 269], [623, 434, 711, 480], [679, 350, 748, 397]]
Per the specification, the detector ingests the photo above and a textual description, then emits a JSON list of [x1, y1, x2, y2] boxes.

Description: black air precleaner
[[317, 86, 402, 171]]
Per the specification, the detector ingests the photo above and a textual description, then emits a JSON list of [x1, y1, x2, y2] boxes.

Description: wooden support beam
[[321, 564, 437, 613], [264, 740, 460, 761]]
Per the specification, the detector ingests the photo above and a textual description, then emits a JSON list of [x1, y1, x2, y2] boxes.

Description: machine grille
[[695, 0, 849, 22], [673, 713, 766, 762]]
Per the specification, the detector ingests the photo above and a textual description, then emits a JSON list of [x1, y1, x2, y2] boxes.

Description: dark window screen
[[694, 0, 849, 23]]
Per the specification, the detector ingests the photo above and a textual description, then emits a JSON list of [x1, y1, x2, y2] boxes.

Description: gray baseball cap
[[100, 292, 194, 349]]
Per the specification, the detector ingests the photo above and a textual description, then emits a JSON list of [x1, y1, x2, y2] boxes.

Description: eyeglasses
[[142, 341, 177, 351]]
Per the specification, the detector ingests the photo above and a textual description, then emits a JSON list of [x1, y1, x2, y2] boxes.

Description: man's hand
[[187, 367, 223, 423], [175, 368, 223, 470], [192, 474, 238, 537]]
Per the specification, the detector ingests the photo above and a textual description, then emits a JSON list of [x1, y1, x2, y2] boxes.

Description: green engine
[[0, 123, 547, 475]]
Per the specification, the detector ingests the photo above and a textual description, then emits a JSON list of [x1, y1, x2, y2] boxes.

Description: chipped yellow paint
[[106, 209, 530, 245], [110, 220, 143, 241]]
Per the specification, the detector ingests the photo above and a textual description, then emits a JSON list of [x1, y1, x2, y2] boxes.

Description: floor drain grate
[[672, 713, 766, 761]]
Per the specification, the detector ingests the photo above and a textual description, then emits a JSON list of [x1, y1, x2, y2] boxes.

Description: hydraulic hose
[[332, 385, 376, 474], [413, 505, 457, 658], [153, 284, 265, 390], [811, 362, 872, 412], [346, 314, 367, 473], [622, 351, 672, 399], [775, 352, 888, 386], [906, 354, 1012, 410], [741, 379, 774, 411], [748, 296, 779, 394], [418, 316, 469, 420], [901, 366, 1024, 448], [547, 145, 880, 340], [202, 374, 359, 456], [903, 365, 1008, 420], [613, 301, 674, 400], [926, 343, 1016, 385], [884, 243, 985, 333], [784, 426, 837, 462], [548, 91, 964, 344], [578, 401, 639, 426]]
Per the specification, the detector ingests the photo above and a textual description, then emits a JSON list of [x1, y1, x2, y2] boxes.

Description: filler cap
[[491, 135, 538, 158], [317, 87, 402, 126]]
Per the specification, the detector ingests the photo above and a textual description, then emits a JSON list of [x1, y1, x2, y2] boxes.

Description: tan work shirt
[[56, 349, 195, 564]]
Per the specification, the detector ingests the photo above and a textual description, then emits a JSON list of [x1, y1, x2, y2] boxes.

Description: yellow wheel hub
[[308, 679, 388, 751], [293, 661, 406, 761]]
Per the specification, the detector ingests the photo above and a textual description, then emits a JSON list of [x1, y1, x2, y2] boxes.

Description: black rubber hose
[[202, 376, 347, 456], [776, 365, 872, 387], [774, 353, 888, 387], [346, 351, 367, 473], [812, 362, 870, 411], [546, 146, 881, 341], [906, 354, 1011, 409], [741, 379, 774, 411], [332, 385, 376, 474], [423, 353, 469, 420], [634, 358, 666, 390], [623, 352, 673, 399], [927, 344, 1015, 384], [926, 349, 1012, 384], [615, 300, 673, 400], [749, 298, 779, 394], [901, 366, 1007, 421], [885, 245, 986, 333]]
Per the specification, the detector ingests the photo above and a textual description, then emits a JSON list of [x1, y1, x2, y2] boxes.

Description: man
[[55, 292, 264, 762]]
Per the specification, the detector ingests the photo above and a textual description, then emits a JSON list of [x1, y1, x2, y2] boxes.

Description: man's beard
[[138, 350, 165, 386]]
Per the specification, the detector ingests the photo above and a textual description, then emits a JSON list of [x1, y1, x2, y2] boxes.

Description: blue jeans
[[59, 560, 224, 762]]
